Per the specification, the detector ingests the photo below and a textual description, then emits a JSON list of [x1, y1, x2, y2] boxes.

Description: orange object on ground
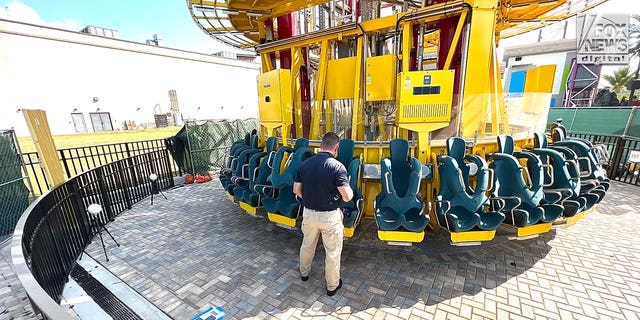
[[185, 174, 194, 184]]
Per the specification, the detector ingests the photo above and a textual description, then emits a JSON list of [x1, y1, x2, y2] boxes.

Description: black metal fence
[[12, 149, 175, 319], [567, 131, 640, 186], [22, 139, 179, 196]]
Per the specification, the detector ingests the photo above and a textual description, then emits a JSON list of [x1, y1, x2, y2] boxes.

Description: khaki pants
[[299, 207, 343, 290]]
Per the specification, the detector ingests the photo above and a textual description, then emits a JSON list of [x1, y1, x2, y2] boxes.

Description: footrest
[[516, 222, 552, 237], [450, 230, 496, 243], [267, 212, 297, 228], [239, 201, 265, 218], [377, 230, 424, 243]]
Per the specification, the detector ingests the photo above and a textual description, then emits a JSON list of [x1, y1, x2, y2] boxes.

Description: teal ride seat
[[335, 139, 364, 229], [545, 145, 603, 210], [223, 135, 260, 194], [529, 132, 595, 216], [234, 137, 278, 206], [435, 137, 505, 232], [374, 139, 429, 233], [263, 140, 314, 220], [491, 135, 563, 227], [551, 123, 610, 193], [220, 130, 256, 187]]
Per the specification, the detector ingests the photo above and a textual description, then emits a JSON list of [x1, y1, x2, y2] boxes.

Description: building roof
[[503, 39, 576, 61], [0, 18, 259, 70]]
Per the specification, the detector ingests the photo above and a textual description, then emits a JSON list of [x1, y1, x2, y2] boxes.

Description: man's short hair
[[321, 132, 340, 150]]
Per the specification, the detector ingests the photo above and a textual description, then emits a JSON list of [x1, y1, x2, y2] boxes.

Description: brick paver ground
[[0, 238, 39, 320], [77, 180, 640, 320]]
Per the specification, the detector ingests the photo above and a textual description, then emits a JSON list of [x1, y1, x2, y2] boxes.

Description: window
[[89, 112, 113, 132], [71, 113, 88, 133]]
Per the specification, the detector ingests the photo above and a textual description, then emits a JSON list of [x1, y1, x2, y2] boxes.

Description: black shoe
[[301, 275, 309, 282], [327, 279, 342, 296]]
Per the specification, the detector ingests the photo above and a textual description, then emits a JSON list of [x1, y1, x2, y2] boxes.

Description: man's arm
[[293, 182, 303, 198], [337, 185, 353, 202]]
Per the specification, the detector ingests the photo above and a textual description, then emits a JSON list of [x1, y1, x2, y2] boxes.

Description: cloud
[[0, 1, 82, 31]]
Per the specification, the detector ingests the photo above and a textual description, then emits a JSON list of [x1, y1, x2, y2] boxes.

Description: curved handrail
[[11, 191, 73, 320], [11, 149, 175, 319]]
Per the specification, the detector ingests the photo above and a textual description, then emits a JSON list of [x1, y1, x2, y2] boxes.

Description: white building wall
[[0, 19, 260, 136], [504, 51, 568, 95]]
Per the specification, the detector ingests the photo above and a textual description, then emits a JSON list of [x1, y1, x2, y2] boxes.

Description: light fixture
[[73, 108, 78, 112], [149, 173, 167, 205], [538, 0, 557, 6], [88, 203, 102, 216], [96, 108, 101, 112], [84, 203, 120, 262], [510, 2, 530, 9]]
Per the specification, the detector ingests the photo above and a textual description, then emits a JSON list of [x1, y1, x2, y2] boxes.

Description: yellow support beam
[[292, 47, 305, 137], [22, 110, 65, 187], [460, 0, 498, 138], [351, 37, 365, 140], [402, 23, 412, 73], [443, 9, 468, 70], [311, 40, 330, 139]]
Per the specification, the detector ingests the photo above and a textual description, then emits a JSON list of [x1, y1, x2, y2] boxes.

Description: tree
[[602, 66, 634, 94], [627, 14, 640, 105]]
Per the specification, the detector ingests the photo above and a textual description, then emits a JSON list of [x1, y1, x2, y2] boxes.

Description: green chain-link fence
[[167, 119, 258, 175], [0, 130, 31, 236]]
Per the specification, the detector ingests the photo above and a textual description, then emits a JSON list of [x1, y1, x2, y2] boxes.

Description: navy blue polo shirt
[[294, 151, 349, 211]]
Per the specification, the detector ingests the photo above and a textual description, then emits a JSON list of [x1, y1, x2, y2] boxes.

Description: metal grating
[[402, 104, 450, 120], [70, 265, 142, 320]]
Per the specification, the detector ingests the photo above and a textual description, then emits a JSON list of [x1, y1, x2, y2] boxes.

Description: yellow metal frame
[[450, 230, 496, 243], [267, 212, 298, 228], [377, 231, 425, 243]]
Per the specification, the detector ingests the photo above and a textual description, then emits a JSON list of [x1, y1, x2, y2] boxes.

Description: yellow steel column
[[460, 0, 498, 138], [22, 110, 65, 187], [325, 101, 334, 134], [402, 23, 413, 73], [311, 40, 330, 139], [351, 37, 365, 140], [292, 47, 304, 137], [261, 53, 274, 72]]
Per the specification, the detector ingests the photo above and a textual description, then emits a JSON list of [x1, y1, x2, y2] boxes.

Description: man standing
[[293, 132, 353, 297]]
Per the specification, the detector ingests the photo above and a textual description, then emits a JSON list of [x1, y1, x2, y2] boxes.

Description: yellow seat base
[[516, 222, 552, 237], [377, 230, 424, 243], [450, 230, 496, 243], [226, 193, 236, 203], [239, 201, 265, 217], [344, 227, 355, 238], [554, 204, 596, 227], [267, 212, 297, 228]]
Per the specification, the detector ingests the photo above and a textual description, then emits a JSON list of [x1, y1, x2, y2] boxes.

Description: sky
[[0, 0, 239, 54], [1, 0, 639, 79]]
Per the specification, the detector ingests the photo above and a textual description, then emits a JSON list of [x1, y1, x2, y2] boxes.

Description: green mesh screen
[[167, 119, 258, 175], [0, 130, 30, 236], [547, 108, 635, 136]]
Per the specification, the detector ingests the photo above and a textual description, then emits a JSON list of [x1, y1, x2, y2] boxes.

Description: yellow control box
[[396, 70, 455, 124], [365, 55, 397, 102], [257, 69, 293, 124], [326, 57, 356, 100]]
